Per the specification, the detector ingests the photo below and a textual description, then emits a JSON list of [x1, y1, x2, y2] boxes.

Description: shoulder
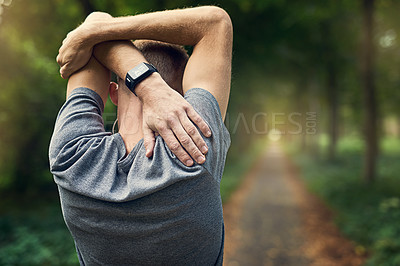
[[66, 86, 105, 109], [49, 87, 110, 167], [184, 88, 222, 120], [184, 88, 230, 143], [183, 88, 231, 181], [184, 88, 220, 108]]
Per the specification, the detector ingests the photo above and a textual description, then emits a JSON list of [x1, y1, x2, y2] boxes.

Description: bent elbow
[[214, 7, 232, 28], [206, 6, 233, 39]]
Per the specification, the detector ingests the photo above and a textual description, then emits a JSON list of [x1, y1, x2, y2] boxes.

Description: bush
[[291, 137, 400, 266], [220, 137, 266, 202], [0, 202, 78, 266]]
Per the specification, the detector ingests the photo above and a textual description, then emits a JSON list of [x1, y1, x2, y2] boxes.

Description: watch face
[[125, 63, 157, 91], [129, 64, 150, 79]]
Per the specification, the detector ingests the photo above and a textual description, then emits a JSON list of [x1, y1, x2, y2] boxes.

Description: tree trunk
[[296, 78, 307, 152], [327, 64, 338, 161], [320, 21, 339, 161], [361, 0, 378, 183], [308, 75, 321, 158]]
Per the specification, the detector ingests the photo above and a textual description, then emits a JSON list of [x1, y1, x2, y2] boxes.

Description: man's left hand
[[56, 26, 94, 79], [57, 13, 112, 78]]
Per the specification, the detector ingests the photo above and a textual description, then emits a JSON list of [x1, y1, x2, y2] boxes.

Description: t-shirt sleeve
[[48, 88, 126, 198], [184, 88, 231, 182], [49, 87, 106, 149]]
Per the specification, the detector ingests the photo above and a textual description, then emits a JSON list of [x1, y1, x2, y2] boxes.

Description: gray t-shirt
[[49, 87, 230, 265]]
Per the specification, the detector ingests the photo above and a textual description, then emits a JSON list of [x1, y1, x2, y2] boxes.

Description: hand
[[57, 12, 113, 79], [56, 25, 94, 79], [139, 77, 212, 166]]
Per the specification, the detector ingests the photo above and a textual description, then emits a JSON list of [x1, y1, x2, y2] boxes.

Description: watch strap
[[125, 63, 158, 96]]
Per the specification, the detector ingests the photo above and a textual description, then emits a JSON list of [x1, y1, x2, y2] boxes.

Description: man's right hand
[[136, 74, 211, 166]]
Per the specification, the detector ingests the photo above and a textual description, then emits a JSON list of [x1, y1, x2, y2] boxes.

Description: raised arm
[[101, 6, 232, 118], [58, 11, 215, 166], [58, 6, 232, 119]]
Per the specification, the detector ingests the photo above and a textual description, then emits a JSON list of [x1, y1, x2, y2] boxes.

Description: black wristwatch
[[125, 62, 158, 95]]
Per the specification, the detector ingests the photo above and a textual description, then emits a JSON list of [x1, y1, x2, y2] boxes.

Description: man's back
[[50, 87, 230, 265], [53, 6, 232, 265]]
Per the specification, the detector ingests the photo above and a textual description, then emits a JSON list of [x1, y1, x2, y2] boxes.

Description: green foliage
[[0, 0, 399, 263], [291, 137, 400, 265], [0, 0, 396, 194], [0, 202, 78, 265]]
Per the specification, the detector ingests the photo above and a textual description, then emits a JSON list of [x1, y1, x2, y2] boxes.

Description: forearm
[[93, 40, 168, 101], [83, 12, 144, 80], [88, 6, 227, 47], [66, 56, 111, 103], [93, 41, 144, 81]]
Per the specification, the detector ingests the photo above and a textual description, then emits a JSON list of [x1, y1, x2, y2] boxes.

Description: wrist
[[124, 62, 160, 97], [83, 20, 110, 46], [135, 73, 167, 102], [90, 18, 127, 45], [82, 12, 115, 45]]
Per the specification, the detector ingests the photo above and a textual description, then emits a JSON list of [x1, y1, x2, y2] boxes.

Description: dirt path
[[222, 143, 366, 266]]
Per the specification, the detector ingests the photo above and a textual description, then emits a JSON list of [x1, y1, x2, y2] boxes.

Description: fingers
[[168, 119, 206, 165], [60, 66, 65, 79], [62, 33, 70, 45], [186, 106, 212, 138], [60, 65, 69, 79], [57, 55, 69, 79], [179, 113, 208, 155], [56, 54, 61, 66], [56, 55, 65, 79], [56, 51, 67, 78], [143, 124, 155, 158], [160, 127, 195, 167]]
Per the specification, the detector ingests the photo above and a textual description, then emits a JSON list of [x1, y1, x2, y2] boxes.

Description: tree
[[361, 0, 378, 183]]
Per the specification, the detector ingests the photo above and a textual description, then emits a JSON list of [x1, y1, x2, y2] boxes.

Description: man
[[50, 6, 232, 265]]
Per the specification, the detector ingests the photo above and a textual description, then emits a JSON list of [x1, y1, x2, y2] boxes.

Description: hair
[[118, 40, 189, 95]]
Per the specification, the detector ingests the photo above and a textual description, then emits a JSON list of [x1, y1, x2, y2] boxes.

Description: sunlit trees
[[0, 0, 399, 191]]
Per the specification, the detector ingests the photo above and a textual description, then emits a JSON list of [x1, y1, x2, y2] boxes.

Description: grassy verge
[[220, 137, 267, 203], [290, 137, 400, 266], [0, 196, 79, 265]]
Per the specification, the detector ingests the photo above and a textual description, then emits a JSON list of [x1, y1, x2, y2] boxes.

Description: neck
[[117, 96, 144, 154]]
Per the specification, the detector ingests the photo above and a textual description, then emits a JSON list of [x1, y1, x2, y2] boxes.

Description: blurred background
[[0, 0, 399, 265]]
